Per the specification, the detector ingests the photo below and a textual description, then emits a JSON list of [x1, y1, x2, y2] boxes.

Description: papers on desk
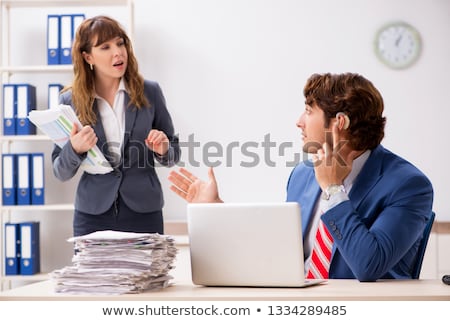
[[50, 230, 178, 295], [28, 104, 113, 174]]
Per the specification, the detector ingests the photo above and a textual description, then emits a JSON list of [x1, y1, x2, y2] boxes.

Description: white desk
[[0, 279, 448, 301]]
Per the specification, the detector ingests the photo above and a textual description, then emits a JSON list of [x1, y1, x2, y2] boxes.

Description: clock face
[[375, 22, 422, 69]]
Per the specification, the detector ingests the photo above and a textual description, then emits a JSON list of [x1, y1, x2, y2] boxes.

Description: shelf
[[0, 0, 135, 293], [1, 272, 49, 282], [0, 135, 50, 141], [1, 0, 130, 8], [1, 204, 74, 211], [0, 65, 72, 73]]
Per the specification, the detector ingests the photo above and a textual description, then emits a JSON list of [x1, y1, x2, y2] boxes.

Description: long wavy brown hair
[[65, 15, 149, 125], [304, 73, 386, 151]]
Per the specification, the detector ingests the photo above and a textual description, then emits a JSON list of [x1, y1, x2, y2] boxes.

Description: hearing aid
[[336, 112, 350, 130]]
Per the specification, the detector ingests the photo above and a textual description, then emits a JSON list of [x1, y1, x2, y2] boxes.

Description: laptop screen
[[187, 202, 310, 287]]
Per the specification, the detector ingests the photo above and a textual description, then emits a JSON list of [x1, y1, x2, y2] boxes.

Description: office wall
[[133, 0, 450, 221], [6, 0, 450, 227]]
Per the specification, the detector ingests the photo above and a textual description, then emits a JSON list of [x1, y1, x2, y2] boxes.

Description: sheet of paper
[[51, 230, 177, 295], [28, 104, 113, 174]]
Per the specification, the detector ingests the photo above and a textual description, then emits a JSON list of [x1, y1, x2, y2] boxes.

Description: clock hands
[[395, 29, 405, 47], [395, 34, 403, 47]]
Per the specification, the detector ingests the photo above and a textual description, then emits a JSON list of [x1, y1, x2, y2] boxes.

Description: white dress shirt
[[303, 149, 371, 273], [96, 79, 127, 166]]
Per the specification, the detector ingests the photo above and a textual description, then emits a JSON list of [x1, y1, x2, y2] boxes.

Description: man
[[168, 72, 434, 281]]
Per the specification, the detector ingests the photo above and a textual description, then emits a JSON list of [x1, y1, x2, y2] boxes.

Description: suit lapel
[[348, 145, 385, 211], [92, 100, 109, 158], [300, 169, 322, 235], [123, 94, 137, 149], [329, 146, 386, 269]]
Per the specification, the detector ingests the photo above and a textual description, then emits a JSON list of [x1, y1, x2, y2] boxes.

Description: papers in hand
[[28, 104, 113, 174], [51, 230, 178, 295]]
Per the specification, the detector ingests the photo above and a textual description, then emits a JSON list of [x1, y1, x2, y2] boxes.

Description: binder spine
[[59, 14, 72, 65], [47, 15, 60, 65], [48, 84, 63, 109], [20, 222, 40, 275], [31, 153, 45, 205], [2, 84, 16, 135], [16, 153, 31, 206], [72, 14, 85, 39], [4, 223, 21, 275], [2, 154, 17, 205], [15, 84, 37, 135]]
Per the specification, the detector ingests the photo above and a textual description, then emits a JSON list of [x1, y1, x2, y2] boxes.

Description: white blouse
[[95, 78, 126, 166]]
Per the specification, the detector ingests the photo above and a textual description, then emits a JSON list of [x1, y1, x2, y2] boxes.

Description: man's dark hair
[[304, 73, 386, 150]]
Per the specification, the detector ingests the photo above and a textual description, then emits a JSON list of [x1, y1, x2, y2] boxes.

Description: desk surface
[[0, 279, 449, 301]]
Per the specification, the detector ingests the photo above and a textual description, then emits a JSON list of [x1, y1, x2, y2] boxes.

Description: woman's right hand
[[69, 122, 98, 154], [168, 167, 223, 203]]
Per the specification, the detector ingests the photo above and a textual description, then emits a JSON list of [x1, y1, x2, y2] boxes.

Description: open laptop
[[187, 202, 324, 287]]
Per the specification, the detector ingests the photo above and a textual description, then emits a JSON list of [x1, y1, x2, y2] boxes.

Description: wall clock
[[374, 21, 422, 69]]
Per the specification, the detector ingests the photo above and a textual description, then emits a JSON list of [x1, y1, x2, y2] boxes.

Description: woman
[[52, 16, 180, 236]]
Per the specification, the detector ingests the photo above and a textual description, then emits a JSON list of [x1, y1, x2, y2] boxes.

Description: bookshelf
[[0, 0, 134, 291]]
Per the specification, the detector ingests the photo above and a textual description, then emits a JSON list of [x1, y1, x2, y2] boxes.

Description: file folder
[[60, 14, 85, 65], [60, 15, 73, 64], [2, 154, 16, 205], [31, 153, 45, 205], [72, 14, 85, 37], [47, 15, 60, 65], [48, 84, 63, 109], [20, 221, 40, 275], [16, 154, 31, 205], [15, 84, 36, 135], [2, 84, 16, 135], [4, 223, 21, 275]]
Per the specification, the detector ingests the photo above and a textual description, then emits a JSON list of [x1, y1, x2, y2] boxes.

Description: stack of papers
[[50, 230, 178, 295], [28, 104, 113, 174]]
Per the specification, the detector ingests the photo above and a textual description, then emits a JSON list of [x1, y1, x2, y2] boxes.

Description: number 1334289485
[[266, 305, 347, 316]]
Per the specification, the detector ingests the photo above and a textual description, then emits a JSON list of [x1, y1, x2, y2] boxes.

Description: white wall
[[5, 0, 450, 229], [133, 0, 450, 221]]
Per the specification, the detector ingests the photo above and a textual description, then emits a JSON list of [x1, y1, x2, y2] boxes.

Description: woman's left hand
[[145, 129, 169, 155]]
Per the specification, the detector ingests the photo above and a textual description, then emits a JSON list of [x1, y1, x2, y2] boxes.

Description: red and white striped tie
[[306, 220, 334, 279]]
